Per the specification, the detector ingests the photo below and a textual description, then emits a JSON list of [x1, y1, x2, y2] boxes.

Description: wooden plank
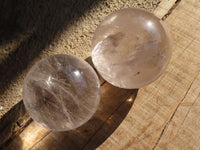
[[3, 83, 138, 150], [98, 0, 200, 149], [153, 0, 200, 149], [0, 101, 31, 147], [7, 0, 200, 149]]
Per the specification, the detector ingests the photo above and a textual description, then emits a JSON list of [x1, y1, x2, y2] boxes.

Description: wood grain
[[98, 0, 200, 149], [4, 0, 200, 149], [154, 0, 200, 149]]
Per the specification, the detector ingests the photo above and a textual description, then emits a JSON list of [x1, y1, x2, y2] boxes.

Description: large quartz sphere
[[23, 54, 100, 131], [92, 8, 172, 89]]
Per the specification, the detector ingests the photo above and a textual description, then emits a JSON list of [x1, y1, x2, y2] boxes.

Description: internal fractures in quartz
[[23, 55, 100, 131]]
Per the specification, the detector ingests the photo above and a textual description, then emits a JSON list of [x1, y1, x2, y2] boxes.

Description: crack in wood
[[175, 92, 200, 136], [101, 81, 106, 86], [152, 72, 199, 150], [16, 121, 22, 128], [162, 0, 182, 20]]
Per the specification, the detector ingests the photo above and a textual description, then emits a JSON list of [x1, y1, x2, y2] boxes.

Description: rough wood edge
[[154, 0, 180, 19], [0, 101, 32, 147]]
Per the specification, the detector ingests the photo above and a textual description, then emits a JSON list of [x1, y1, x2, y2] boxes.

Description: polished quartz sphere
[[92, 8, 172, 89], [23, 54, 100, 131]]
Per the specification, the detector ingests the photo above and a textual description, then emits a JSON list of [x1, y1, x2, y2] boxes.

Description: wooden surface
[[3, 0, 200, 149], [3, 82, 138, 150]]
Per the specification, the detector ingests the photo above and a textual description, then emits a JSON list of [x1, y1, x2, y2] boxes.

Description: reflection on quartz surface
[[23, 54, 100, 131], [73, 70, 81, 77], [147, 20, 153, 27]]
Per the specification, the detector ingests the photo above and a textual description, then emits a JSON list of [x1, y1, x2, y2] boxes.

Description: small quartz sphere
[[92, 8, 172, 89], [23, 54, 100, 131]]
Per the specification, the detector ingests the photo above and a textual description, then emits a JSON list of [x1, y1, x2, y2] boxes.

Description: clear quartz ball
[[23, 54, 100, 131], [92, 8, 172, 89]]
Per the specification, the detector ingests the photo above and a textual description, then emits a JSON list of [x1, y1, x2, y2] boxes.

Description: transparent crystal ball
[[92, 8, 172, 89], [23, 54, 100, 131]]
